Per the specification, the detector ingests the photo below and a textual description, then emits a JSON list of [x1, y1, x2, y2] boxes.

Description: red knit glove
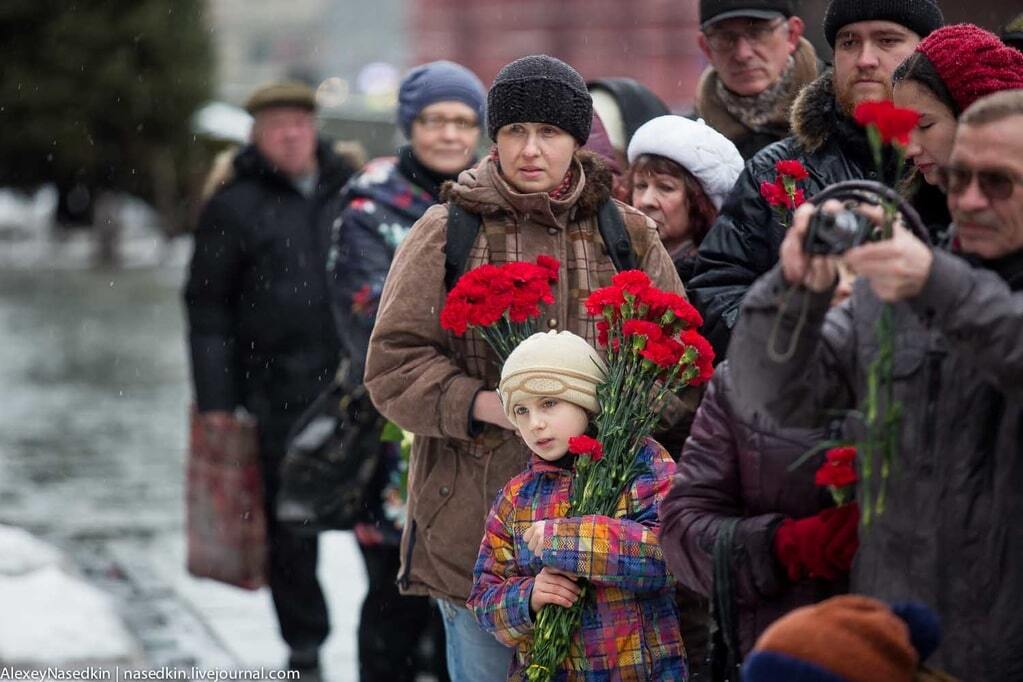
[[773, 503, 860, 581]]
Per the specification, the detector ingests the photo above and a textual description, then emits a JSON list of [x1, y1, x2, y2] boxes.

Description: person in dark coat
[[659, 268, 856, 659], [687, 0, 944, 359], [183, 81, 355, 674], [328, 59, 486, 682], [729, 90, 1023, 678], [694, 0, 821, 159], [586, 77, 671, 182]]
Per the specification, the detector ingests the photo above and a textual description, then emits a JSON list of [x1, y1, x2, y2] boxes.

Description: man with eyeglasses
[[695, 0, 820, 160], [727, 88, 1023, 679], [687, 0, 944, 359]]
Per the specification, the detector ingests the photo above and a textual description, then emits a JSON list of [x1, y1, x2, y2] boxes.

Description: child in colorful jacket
[[467, 330, 687, 680]]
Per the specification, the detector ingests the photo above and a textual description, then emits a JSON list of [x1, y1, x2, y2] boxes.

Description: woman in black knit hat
[[363, 54, 688, 681]]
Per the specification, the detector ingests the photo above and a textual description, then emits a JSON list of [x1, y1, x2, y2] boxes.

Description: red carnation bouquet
[[760, 159, 809, 228], [527, 270, 714, 681], [440, 255, 560, 360]]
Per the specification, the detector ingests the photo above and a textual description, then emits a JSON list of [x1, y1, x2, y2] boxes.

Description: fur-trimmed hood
[[440, 149, 613, 224], [789, 70, 845, 154]]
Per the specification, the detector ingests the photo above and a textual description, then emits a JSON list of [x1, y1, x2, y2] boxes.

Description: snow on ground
[[147, 530, 367, 681], [0, 525, 65, 576], [0, 526, 139, 665]]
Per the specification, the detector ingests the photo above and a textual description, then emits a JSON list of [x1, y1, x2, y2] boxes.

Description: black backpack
[[443, 198, 638, 289]]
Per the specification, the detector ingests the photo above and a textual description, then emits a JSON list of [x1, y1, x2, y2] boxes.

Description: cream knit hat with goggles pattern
[[499, 331, 607, 421]]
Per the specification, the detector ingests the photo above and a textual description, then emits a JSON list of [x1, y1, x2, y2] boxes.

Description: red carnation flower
[[640, 339, 681, 368], [596, 319, 610, 347], [585, 286, 626, 318], [680, 328, 715, 385], [825, 446, 857, 466], [568, 435, 604, 461], [611, 270, 651, 296], [815, 455, 858, 489], [622, 319, 663, 343], [664, 294, 704, 331], [760, 179, 789, 208], [636, 287, 671, 319], [535, 254, 560, 283], [788, 188, 806, 209], [775, 159, 809, 181], [853, 100, 921, 147]]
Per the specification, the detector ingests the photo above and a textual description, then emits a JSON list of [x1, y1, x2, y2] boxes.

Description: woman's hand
[[472, 390, 515, 430], [529, 566, 582, 612]]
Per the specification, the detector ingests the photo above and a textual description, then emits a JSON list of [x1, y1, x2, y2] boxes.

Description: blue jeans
[[437, 599, 515, 682]]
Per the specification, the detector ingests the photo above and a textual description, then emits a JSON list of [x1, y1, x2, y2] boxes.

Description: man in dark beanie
[[695, 0, 822, 159], [685, 0, 943, 359]]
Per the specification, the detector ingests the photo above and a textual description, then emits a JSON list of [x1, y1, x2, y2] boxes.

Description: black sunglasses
[[938, 165, 1022, 201]]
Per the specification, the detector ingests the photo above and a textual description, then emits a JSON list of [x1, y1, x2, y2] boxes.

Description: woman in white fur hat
[[627, 115, 744, 284]]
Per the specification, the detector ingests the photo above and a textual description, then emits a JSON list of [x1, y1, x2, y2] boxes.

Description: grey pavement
[[0, 264, 366, 680]]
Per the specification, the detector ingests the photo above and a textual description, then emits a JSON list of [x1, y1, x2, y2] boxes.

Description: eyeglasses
[[703, 19, 787, 52], [938, 165, 1023, 202], [416, 114, 479, 131]]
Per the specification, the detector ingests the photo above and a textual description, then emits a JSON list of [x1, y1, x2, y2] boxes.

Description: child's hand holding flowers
[[530, 567, 582, 613]]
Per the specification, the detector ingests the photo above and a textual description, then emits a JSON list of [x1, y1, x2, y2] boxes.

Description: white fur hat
[[627, 115, 744, 210]]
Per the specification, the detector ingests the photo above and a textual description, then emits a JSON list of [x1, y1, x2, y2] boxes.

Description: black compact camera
[[803, 207, 876, 255]]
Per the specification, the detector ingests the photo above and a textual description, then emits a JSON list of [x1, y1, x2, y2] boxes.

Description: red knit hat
[[917, 24, 1023, 113]]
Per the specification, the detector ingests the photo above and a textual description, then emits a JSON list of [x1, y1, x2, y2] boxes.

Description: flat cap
[[244, 81, 317, 115]]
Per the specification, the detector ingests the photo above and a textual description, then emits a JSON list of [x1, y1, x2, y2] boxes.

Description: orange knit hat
[[743, 595, 933, 682]]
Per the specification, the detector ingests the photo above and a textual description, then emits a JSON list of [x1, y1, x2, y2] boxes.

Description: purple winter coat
[[658, 361, 846, 656]]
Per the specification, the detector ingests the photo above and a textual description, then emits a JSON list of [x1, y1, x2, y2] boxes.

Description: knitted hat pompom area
[[498, 331, 607, 422], [487, 55, 594, 145], [915, 24, 1023, 113], [741, 595, 944, 682]]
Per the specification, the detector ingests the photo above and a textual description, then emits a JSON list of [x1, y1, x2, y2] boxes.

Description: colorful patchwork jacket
[[468, 437, 687, 680]]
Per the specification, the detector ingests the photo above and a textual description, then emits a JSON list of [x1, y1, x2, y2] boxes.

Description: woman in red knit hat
[[893, 23, 1023, 188]]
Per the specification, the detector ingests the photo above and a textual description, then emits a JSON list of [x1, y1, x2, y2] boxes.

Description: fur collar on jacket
[[440, 149, 613, 221], [790, 71, 850, 154]]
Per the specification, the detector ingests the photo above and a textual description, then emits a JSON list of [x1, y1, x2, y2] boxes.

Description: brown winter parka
[[363, 151, 688, 603]]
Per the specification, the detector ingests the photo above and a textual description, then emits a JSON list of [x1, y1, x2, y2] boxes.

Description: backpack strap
[[444, 203, 483, 291], [596, 199, 637, 272], [444, 198, 637, 289]]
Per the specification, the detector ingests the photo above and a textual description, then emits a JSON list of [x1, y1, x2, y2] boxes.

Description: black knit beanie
[[487, 55, 593, 145], [824, 0, 944, 46]]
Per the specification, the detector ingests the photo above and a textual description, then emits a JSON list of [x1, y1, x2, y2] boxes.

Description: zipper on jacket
[[398, 520, 416, 591]]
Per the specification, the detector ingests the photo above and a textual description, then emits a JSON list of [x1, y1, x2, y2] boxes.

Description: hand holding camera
[[780, 200, 933, 303]]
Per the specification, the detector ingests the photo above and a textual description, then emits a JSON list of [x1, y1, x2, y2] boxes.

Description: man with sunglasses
[[687, 0, 944, 360], [695, 0, 821, 159], [728, 89, 1023, 678]]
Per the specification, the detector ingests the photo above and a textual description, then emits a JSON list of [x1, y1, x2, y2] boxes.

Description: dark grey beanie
[[487, 55, 593, 145], [824, 0, 944, 46]]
